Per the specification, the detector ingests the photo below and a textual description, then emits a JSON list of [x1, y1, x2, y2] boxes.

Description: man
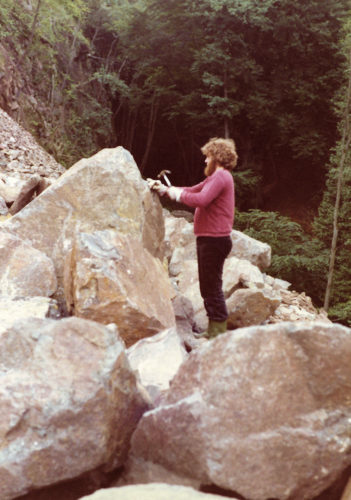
[[150, 137, 237, 339]]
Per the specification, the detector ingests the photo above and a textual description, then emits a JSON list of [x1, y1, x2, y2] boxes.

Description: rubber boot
[[207, 320, 227, 339], [195, 320, 227, 340]]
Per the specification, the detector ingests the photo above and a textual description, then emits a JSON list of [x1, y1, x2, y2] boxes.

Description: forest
[[0, 0, 351, 324]]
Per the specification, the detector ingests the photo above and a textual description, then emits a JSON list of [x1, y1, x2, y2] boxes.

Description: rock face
[[230, 229, 271, 270], [9, 173, 48, 215], [2, 147, 165, 305], [79, 483, 233, 500], [227, 288, 281, 328], [66, 230, 175, 347], [127, 328, 188, 403], [126, 322, 351, 500], [0, 296, 59, 334], [0, 176, 26, 204], [0, 316, 149, 500], [0, 230, 57, 298]]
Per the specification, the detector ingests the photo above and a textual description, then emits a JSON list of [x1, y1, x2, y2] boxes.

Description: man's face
[[204, 155, 216, 177]]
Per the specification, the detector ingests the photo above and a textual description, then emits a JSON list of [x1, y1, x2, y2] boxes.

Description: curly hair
[[201, 137, 238, 171]]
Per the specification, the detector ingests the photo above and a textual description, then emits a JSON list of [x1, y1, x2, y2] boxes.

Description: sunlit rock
[[0, 296, 58, 335], [230, 229, 271, 270], [127, 327, 187, 403], [79, 483, 233, 500], [0, 230, 56, 298], [0, 175, 26, 203], [81, 483, 234, 500], [66, 230, 175, 347], [222, 256, 265, 293]]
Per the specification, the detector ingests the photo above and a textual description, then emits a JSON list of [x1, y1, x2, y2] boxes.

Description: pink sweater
[[180, 169, 235, 237]]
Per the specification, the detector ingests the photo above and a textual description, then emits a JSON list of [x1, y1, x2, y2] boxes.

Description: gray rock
[[227, 288, 281, 328], [0, 316, 150, 500]]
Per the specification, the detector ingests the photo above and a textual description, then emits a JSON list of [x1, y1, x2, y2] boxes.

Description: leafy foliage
[[235, 209, 328, 305], [0, 0, 112, 166], [312, 16, 351, 322]]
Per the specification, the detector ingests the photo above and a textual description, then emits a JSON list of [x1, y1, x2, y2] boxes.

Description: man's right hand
[[147, 179, 168, 195]]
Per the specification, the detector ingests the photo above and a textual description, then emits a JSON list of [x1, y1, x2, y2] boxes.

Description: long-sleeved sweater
[[180, 168, 235, 237]]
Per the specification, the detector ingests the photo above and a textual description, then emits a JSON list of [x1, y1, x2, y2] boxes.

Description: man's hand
[[167, 186, 183, 202], [147, 178, 168, 195]]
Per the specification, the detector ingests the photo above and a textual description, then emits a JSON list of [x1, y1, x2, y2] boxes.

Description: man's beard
[[204, 158, 217, 177]]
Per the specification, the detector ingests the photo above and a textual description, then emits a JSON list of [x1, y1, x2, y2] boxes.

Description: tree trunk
[[18, 0, 42, 66], [223, 68, 229, 138], [126, 108, 138, 151], [324, 48, 351, 310], [140, 92, 159, 173]]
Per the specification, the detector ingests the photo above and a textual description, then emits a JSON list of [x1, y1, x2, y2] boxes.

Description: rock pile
[[124, 321, 351, 500], [0, 108, 64, 179], [0, 108, 65, 216], [0, 128, 350, 500]]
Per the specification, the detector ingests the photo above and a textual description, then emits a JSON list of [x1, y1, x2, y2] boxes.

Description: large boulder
[[0, 316, 149, 500], [126, 322, 351, 500], [66, 230, 175, 347], [2, 147, 164, 305], [164, 213, 195, 265], [0, 230, 57, 298], [79, 483, 235, 500]]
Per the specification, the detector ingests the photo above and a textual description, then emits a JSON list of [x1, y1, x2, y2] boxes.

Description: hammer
[[157, 169, 172, 187]]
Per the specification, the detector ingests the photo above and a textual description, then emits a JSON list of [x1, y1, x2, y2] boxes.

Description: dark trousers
[[196, 236, 232, 322]]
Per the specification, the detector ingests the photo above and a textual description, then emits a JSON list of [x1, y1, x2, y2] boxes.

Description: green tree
[[309, 16, 351, 324], [235, 209, 327, 304], [98, 0, 348, 194]]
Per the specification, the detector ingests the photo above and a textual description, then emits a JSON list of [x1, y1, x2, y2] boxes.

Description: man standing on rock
[[149, 137, 237, 339]]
